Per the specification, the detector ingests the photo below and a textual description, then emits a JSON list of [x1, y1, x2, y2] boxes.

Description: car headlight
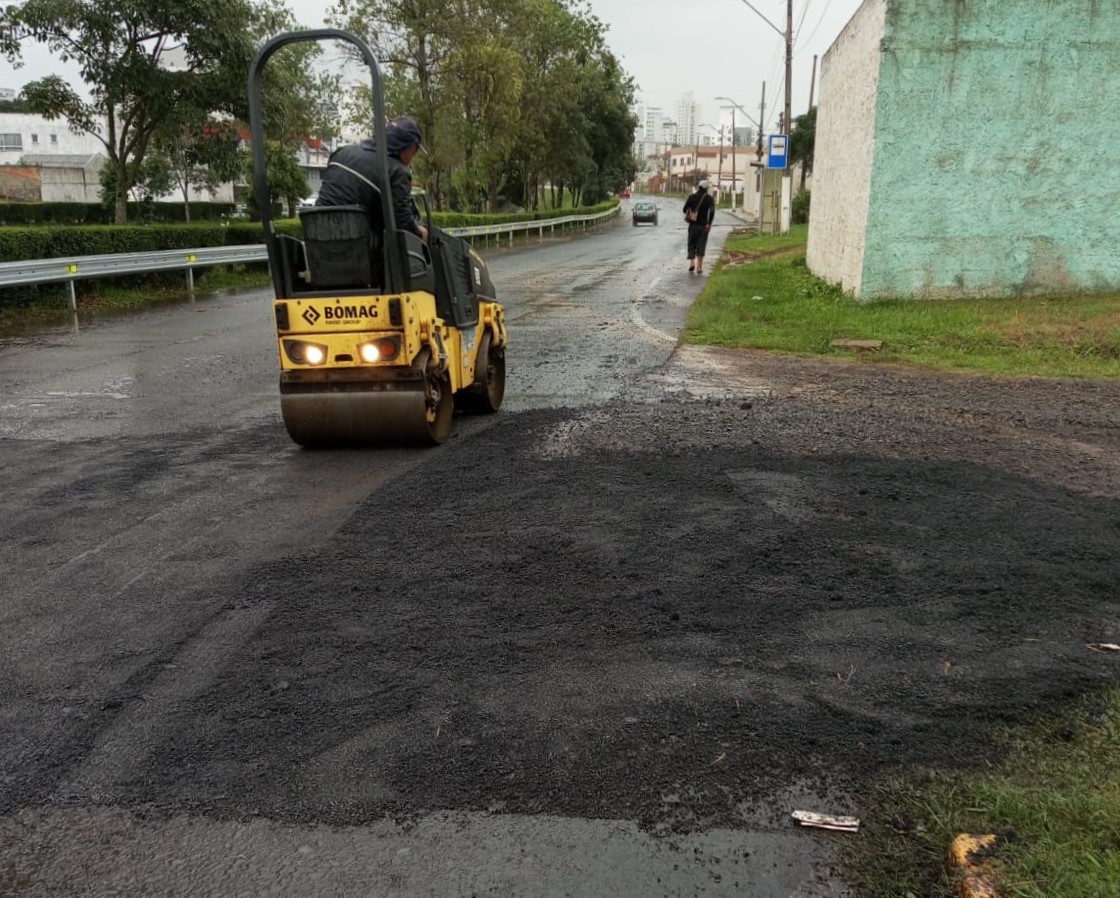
[[358, 337, 400, 364], [283, 339, 329, 366]]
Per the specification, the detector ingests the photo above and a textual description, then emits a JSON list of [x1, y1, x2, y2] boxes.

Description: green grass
[[685, 228, 1120, 379], [846, 690, 1120, 897], [0, 265, 271, 329]]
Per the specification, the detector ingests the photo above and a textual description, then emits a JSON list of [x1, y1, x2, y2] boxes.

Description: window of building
[[49, 134, 58, 145], [0, 133, 22, 151], [31, 134, 38, 145]]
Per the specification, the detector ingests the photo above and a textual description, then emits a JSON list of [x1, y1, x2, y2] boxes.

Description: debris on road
[[791, 811, 860, 832], [830, 339, 883, 352], [1086, 643, 1120, 653]]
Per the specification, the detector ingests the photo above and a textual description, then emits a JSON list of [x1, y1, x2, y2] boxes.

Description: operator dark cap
[[389, 116, 424, 152]]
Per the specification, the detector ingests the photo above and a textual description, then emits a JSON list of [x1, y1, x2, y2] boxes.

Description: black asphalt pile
[[135, 396, 1120, 832]]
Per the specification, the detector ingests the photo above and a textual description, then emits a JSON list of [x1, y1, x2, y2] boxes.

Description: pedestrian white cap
[[698, 179, 710, 189]]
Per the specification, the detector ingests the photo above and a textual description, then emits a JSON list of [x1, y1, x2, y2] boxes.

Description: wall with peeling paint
[[811, 0, 1120, 299], [806, 0, 887, 294]]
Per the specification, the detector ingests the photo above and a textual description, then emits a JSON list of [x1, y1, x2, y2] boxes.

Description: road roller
[[247, 29, 507, 446]]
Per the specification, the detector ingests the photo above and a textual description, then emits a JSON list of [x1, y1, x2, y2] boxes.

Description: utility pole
[[757, 81, 766, 163], [802, 54, 818, 191], [758, 82, 766, 227], [784, 0, 792, 146], [808, 53, 818, 110], [730, 107, 737, 212], [717, 127, 724, 198]]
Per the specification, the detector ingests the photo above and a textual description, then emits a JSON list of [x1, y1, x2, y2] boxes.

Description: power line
[[802, 0, 837, 48], [794, 0, 813, 43]]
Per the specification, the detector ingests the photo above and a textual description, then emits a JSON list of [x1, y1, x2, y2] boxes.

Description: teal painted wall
[[860, 0, 1120, 298]]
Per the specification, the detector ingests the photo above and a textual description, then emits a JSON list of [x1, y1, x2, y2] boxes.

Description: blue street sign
[[768, 134, 789, 170]]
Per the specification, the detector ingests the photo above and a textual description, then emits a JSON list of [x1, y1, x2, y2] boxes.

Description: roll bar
[[247, 30, 404, 295]]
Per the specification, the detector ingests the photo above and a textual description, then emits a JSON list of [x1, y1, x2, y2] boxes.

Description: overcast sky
[[0, 0, 865, 134]]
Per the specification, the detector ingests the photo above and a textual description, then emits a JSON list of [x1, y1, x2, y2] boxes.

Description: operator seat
[[298, 204, 384, 290]]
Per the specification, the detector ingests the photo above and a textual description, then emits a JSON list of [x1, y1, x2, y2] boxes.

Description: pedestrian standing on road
[[682, 179, 715, 274]]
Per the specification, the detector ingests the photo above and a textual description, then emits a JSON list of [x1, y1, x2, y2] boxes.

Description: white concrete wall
[[40, 163, 103, 203], [805, 0, 887, 294]]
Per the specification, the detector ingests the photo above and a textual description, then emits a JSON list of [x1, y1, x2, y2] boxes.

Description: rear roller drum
[[458, 332, 506, 415]]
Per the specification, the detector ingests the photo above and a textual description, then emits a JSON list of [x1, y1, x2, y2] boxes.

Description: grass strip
[[0, 265, 272, 329], [845, 689, 1120, 897], [685, 226, 1120, 379]]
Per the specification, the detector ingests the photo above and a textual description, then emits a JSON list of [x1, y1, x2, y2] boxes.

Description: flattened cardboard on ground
[[829, 339, 883, 351], [790, 810, 860, 832]]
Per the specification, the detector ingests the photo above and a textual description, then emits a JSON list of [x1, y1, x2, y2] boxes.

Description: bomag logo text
[[324, 305, 378, 320]]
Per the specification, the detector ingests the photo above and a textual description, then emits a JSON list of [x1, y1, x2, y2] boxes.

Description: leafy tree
[[245, 142, 310, 219], [99, 153, 174, 207], [328, 0, 638, 214], [250, 0, 343, 144], [790, 106, 816, 191], [0, 0, 260, 224], [149, 119, 244, 220]]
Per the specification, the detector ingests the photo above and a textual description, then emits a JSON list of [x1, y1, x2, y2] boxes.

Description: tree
[[328, 0, 638, 214], [245, 142, 310, 219], [790, 106, 817, 191], [149, 119, 244, 220], [0, 0, 260, 224]]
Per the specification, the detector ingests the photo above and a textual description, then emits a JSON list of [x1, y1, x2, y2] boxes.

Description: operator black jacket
[[315, 140, 421, 236]]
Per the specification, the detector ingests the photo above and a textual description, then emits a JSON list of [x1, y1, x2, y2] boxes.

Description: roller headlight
[[283, 339, 329, 366], [358, 337, 399, 364]]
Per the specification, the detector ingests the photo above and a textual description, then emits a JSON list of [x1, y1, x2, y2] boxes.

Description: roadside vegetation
[[845, 689, 1120, 897], [685, 226, 1120, 379], [0, 204, 619, 324], [0, 0, 638, 224]]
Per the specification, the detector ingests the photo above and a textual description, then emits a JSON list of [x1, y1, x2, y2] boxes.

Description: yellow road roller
[[247, 30, 507, 446]]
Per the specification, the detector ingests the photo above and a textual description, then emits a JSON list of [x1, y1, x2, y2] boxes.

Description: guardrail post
[[539, 224, 543, 244], [186, 267, 195, 301], [509, 229, 513, 249], [67, 280, 77, 311]]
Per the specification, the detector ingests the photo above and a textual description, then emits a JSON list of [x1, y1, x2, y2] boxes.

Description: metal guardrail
[[0, 206, 621, 309]]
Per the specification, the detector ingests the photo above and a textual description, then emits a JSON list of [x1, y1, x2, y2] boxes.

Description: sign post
[[767, 134, 789, 170], [767, 135, 791, 233]]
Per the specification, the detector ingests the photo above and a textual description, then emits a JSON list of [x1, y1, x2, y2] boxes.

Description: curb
[[948, 833, 1001, 898]]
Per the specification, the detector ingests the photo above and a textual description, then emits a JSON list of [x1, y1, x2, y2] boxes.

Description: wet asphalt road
[[2, 204, 853, 896]]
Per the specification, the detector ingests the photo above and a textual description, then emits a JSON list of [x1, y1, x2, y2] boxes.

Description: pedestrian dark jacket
[[316, 140, 421, 236], [683, 191, 715, 227]]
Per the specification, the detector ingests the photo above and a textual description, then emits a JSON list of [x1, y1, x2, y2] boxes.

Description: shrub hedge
[[0, 198, 620, 262], [0, 201, 238, 226]]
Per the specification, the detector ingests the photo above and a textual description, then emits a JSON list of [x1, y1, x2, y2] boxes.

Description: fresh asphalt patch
[[104, 398, 1120, 832]]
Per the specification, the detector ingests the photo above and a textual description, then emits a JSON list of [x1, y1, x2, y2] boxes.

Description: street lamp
[[697, 123, 720, 199], [718, 91, 769, 222], [716, 96, 760, 212], [729, 0, 791, 155], [695, 123, 718, 183]]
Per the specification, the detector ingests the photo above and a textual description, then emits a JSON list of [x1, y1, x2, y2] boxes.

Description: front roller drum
[[281, 373, 453, 448]]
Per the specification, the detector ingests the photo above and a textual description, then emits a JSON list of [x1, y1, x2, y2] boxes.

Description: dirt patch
[[721, 246, 804, 268]]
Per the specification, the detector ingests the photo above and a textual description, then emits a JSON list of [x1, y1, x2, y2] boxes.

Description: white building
[[676, 92, 698, 147], [0, 112, 105, 163]]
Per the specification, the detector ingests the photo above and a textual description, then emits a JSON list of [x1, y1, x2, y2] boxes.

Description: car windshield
[[635, 203, 654, 211]]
